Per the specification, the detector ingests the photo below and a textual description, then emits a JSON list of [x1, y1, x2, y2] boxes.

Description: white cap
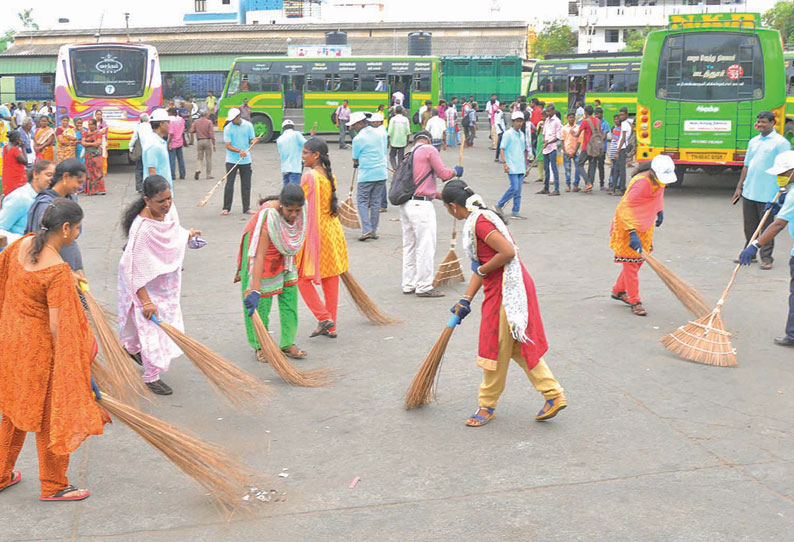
[[227, 107, 241, 121], [370, 112, 384, 122], [511, 111, 525, 120], [281, 118, 294, 128], [766, 150, 794, 175], [149, 108, 170, 122], [651, 154, 677, 184], [346, 111, 368, 126]]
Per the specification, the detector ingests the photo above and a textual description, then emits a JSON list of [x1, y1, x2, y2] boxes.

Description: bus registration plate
[[683, 151, 729, 162]]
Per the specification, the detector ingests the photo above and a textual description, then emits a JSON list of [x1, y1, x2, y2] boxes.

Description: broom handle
[[458, 135, 465, 167], [450, 217, 457, 247], [196, 133, 262, 207], [348, 168, 358, 197], [524, 125, 544, 177]]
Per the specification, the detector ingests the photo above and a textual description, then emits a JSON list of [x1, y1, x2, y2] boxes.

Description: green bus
[[217, 56, 440, 142], [636, 12, 787, 184], [525, 53, 641, 121], [441, 56, 524, 107], [784, 50, 794, 144]]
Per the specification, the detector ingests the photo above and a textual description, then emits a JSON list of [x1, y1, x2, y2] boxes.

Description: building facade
[[577, 0, 749, 53], [184, 0, 385, 25]]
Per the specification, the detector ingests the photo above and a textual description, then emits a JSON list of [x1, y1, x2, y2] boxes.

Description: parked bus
[[54, 43, 162, 152], [525, 52, 641, 120], [784, 50, 794, 144], [218, 56, 440, 142], [441, 56, 524, 107], [636, 12, 786, 185]]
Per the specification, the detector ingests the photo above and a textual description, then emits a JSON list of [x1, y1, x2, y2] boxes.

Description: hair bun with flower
[[465, 194, 485, 212]]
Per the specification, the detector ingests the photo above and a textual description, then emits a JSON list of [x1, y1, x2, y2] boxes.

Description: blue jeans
[[563, 152, 580, 186], [497, 173, 524, 215], [543, 150, 559, 192], [169, 146, 185, 179], [282, 172, 301, 186], [446, 126, 456, 146], [357, 180, 386, 235]]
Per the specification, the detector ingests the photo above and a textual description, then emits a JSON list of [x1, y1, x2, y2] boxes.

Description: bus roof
[[544, 52, 640, 61], [231, 55, 439, 62]]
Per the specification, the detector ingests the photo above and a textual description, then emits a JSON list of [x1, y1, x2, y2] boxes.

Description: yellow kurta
[[298, 170, 349, 279]]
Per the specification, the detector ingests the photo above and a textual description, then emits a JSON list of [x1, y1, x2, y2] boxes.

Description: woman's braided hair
[[304, 137, 338, 216]]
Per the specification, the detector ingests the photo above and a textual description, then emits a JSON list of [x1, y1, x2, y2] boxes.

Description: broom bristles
[[405, 318, 458, 409], [155, 321, 271, 409], [338, 197, 360, 229], [98, 394, 269, 514], [250, 312, 334, 387], [433, 249, 465, 287], [660, 310, 738, 367], [82, 288, 151, 405], [340, 271, 400, 325], [642, 253, 710, 318]]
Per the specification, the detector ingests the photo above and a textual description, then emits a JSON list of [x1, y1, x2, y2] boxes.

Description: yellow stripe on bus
[[304, 93, 389, 100]]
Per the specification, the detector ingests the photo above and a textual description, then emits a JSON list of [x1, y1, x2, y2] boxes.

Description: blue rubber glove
[[471, 260, 485, 277], [454, 165, 464, 178], [629, 231, 643, 253], [90, 376, 101, 400], [765, 201, 782, 216], [244, 290, 261, 317], [655, 210, 664, 227], [739, 244, 759, 265], [450, 299, 471, 321]]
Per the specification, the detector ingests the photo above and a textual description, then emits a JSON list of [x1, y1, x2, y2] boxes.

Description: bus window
[[337, 73, 355, 92], [789, 76, 794, 96], [551, 76, 568, 93], [528, 73, 539, 93], [656, 32, 764, 101], [627, 72, 639, 92], [249, 73, 280, 92], [413, 73, 431, 92], [587, 74, 608, 92], [227, 70, 241, 96], [608, 74, 628, 92]]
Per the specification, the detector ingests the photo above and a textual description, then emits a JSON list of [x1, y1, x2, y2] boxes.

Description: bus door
[[389, 75, 412, 108], [568, 76, 586, 112], [282, 75, 304, 108]]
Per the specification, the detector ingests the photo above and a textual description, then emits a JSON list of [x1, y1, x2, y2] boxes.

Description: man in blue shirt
[[222, 107, 259, 215], [733, 111, 792, 269], [739, 150, 794, 347], [276, 118, 316, 186], [143, 109, 173, 190], [496, 111, 528, 220], [351, 111, 388, 240], [594, 106, 611, 190]]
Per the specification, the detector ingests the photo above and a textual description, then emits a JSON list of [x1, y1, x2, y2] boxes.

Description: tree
[[623, 26, 652, 52], [532, 19, 577, 59], [17, 8, 39, 31], [0, 29, 15, 53], [764, 0, 794, 46]]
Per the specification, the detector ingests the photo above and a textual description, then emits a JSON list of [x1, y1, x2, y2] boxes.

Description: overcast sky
[[3, 0, 778, 31]]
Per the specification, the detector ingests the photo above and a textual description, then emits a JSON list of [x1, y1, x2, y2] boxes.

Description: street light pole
[[124, 12, 131, 42]]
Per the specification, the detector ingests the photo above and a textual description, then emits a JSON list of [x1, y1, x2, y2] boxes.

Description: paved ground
[[2, 136, 793, 541]]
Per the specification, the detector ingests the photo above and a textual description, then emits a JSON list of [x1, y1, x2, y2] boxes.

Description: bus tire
[[672, 164, 686, 187], [251, 114, 274, 143], [785, 119, 794, 148]]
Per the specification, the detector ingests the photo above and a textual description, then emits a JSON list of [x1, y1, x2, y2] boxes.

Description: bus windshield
[[656, 32, 764, 102], [70, 47, 147, 98]]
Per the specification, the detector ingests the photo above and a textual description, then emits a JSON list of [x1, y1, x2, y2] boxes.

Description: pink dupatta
[[299, 169, 323, 285]]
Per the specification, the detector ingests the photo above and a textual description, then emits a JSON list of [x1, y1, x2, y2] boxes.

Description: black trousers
[[223, 162, 252, 213], [134, 158, 144, 191], [389, 146, 405, 170], [742, 197, 775, 263], [495, 132, 504, 160], [576, 152, 597, 186], [595, 152, 605, 185]]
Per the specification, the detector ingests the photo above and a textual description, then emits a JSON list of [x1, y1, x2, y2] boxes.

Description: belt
[[411, 195, 433, 201], [197, 138, 211, 140]]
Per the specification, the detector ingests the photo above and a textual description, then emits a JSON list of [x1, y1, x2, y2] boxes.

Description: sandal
[[321, 329, 338, 339], [0, 470, 21, 493], [220, 210, 230, 216], [40, 485, 90, 502], [309, 319, 335, 338], [536, 396, 567, 421], [611, 291, 631, 306], [630, 302, 647, 316], [465, 407, 495, 427], [255, 349, 268, 364], [281, 345, 307, 359]]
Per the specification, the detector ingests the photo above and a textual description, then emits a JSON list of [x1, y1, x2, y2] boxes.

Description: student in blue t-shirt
[[738, 150, 794, 347], [222, 107, 259, 215], [350, 111, 388, 241], [276, 118, 316, 186]]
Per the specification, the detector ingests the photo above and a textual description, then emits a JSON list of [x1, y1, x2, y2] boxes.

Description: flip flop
[[220, 210, 230, 216], [465, 407, 495, 427], [281, 345, 307, 359], [321, 329, 338, 339], [40, 485, 90, 502], [309, 319, 335, 338], [611, 291, 631, 306], [0, 470, 21, 493]]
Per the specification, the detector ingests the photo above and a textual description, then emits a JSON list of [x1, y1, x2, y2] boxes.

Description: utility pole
[[124, 12, 131, 42]]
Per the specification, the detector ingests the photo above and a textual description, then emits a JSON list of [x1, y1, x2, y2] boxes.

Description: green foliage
[[18, 8, 39, 31], [0, 29, 15, 53], [532, 19, 577, 59], [623, 26, 652, 52], [763, 0, 794, 45]]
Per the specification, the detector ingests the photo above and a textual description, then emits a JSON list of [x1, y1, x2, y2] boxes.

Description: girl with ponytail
[[441, 179, 567, 427], [296, 137, 348, 338]]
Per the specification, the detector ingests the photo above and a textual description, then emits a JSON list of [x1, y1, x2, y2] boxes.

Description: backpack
[[461, 111, 471, 128], [388, 145, 434, 206], [412, 110, 420, 125], [585, 117, 605, 157], [331, 107, 339, 125]]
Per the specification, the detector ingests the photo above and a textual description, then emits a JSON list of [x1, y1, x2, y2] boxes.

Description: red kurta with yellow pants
[[0, 236, 107, 496], [609, 171, 665, 305]]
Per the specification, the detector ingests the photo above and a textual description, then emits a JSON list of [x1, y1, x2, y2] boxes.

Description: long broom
[[340, 271, 400, 325], [249, 311, 334, 387], [661, 189, 786, 366], [150, 315, 271, 409], [338, 170, 360, 229], [405, 314, 460, 409], [196, 132, 263, 208], [641, 252, 710, 318], [80, 283, 152, 405], [95, 392, 270, 514], [433, 142, 467, 287]]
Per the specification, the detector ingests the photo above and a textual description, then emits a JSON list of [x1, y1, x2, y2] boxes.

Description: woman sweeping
[[33, 116, 55, 163], [55, 116, 77, 163], [442, 180, 567, 427], [81, 119, 105, 195], [609, 154, 676, 316], [236, 184, 307, 361], [297, 138, 349, 338], [118, 175, 199, 395], [0, 199, 107, 501]]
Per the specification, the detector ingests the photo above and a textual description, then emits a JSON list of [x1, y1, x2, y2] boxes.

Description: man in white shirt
[[492, 105, 506, 162], [13, 104, 26, 128], [129, 112, 152, 192], [613, 107, 632, 196], [425, 110, 446, 152], [485, 94, 500, 150], [392, 90, 404, 106], [445, 102, 458, 148]]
